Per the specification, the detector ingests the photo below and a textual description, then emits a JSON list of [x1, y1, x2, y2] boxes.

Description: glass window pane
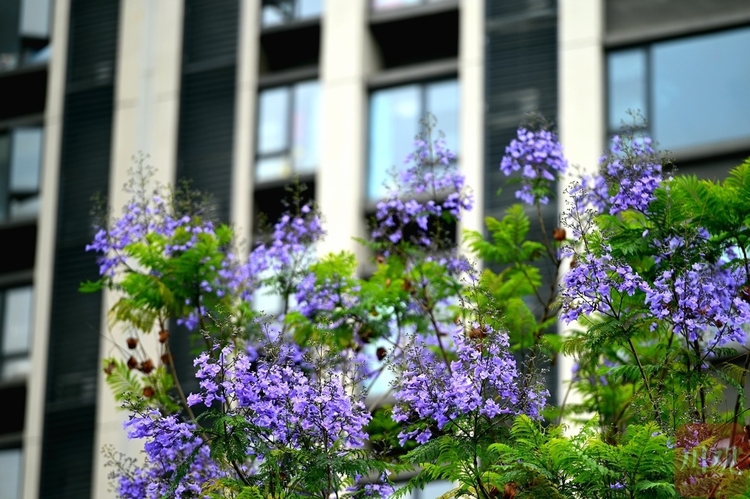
[[425, 79, 459, 154], [608, 48, 647, 131], [10, 127, 42, 192], [298, 0, 322, 19], [0, 448, 22, 499], [20, 0, 50, 38], [0, 134, 9, 220], [368, 85, 421, 200], [292, 80, 320, 173], [258, 87, 290, 155], [372, 0, 421, 10], [256, 156, 292, 184], [9, 196, 39, 219], [652, 27, 750, 151], [3, 286, 33, 355], [261, 0, 293, 26], [2, 358, 31, 380]]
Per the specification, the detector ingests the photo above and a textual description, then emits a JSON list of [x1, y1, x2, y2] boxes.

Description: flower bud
[[126, 337, 138, 349]]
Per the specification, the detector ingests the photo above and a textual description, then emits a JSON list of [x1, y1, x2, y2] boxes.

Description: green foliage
[[487, 416, 678, 499]]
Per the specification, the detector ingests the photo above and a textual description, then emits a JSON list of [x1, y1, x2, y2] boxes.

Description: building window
[[371, 0, 448, 11], [367, 78, 458, 201], [607, 26, 750, 152], [1, 285, 33, 381], [0, 447, 23, 499], [255, 80, 320, 185], [261, 0, 322, 27], [0, 127, 43, 223], [0, 0, 52, 72]]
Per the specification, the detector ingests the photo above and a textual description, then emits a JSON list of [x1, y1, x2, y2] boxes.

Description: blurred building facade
[[0, 0, 748, 497]]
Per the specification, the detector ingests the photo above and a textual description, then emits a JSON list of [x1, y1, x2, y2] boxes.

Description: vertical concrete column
[[23, 1, 71, 497], [91, 0, 184, 496], [232, 0, 261, 252], [317, 0, 369, 258], [458, 0, 486, 256], [557, 0, 604, 422]]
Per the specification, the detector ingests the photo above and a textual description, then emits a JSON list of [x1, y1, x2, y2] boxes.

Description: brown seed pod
[[158, 330, 170, 343], [104, 361, 116, 375], [468, 326, 487, 339], [375, 254, 386, 265], [553, 227, 566, 241], [140, 359, 154, 374], [741, 285, 750, 303], [161, 353, 173, 365], [127, 356, 138, 370], [384, 278, 392, 288], [503, 482, 517, 499], [376, 347, 387, 361], [126, 337, 138, 349], [402, 278, 414, 293], [142, 386, 155, 398]]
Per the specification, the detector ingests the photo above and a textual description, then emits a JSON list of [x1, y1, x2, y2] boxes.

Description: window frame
[[366, 74, 459, 205], [260, 0, 323, 28], [606, 24, 750, 160], [0, 123, 43, 224], [254, 77, 321, 187], [0, 281, 34, 383]]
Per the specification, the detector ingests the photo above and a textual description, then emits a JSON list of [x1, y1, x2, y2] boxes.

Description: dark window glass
[[0, 127, 43, 222], [367, 79, 459, 201], [1, 285, 33, 381], [261, 0, 322, 27], [255, 80, 320, 184], [608, 26, 750, 152]]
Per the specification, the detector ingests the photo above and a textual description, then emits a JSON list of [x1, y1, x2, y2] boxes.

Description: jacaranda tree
[[84, 115, 750, 499]]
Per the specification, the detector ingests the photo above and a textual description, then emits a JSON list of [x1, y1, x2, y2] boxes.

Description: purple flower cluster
[[372, 135, 473, 247], [117, 411, 224, 498], [645, 262, 750, 347], [86, 197, 217, 278], [391, 325, 547, 445], [248, 204, 325, 275], [561, 249, 649, 323], [188, 342, 371, 451], [599, 135, 663, 214], [294, 272, 359, 321], [500, 128, 568, 205]]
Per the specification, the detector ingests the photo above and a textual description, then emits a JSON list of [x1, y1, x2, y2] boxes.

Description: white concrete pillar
[[458, 0, 486, 258], [557, 0, 604, 424], [231, 0, 261, 252], [91, 1, 184, 496], [316, 0, 370, 259], [22, 0, 71, 496]]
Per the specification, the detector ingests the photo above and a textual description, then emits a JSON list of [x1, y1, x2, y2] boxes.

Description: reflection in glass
[[0, 448, 22, 499], [426, 79, 459, 155], [261, 0, 322, 26], [293, 80, 320, 174], [258, 87, 290, 155], [608, 48, 647, 131], [372, 0, 421, 10], [3, 286, 33, 355], [368, 85, 420, 200], [368, 80, 459, 201], [652, 27, 750, 151], [255, 81, 320, 184]]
